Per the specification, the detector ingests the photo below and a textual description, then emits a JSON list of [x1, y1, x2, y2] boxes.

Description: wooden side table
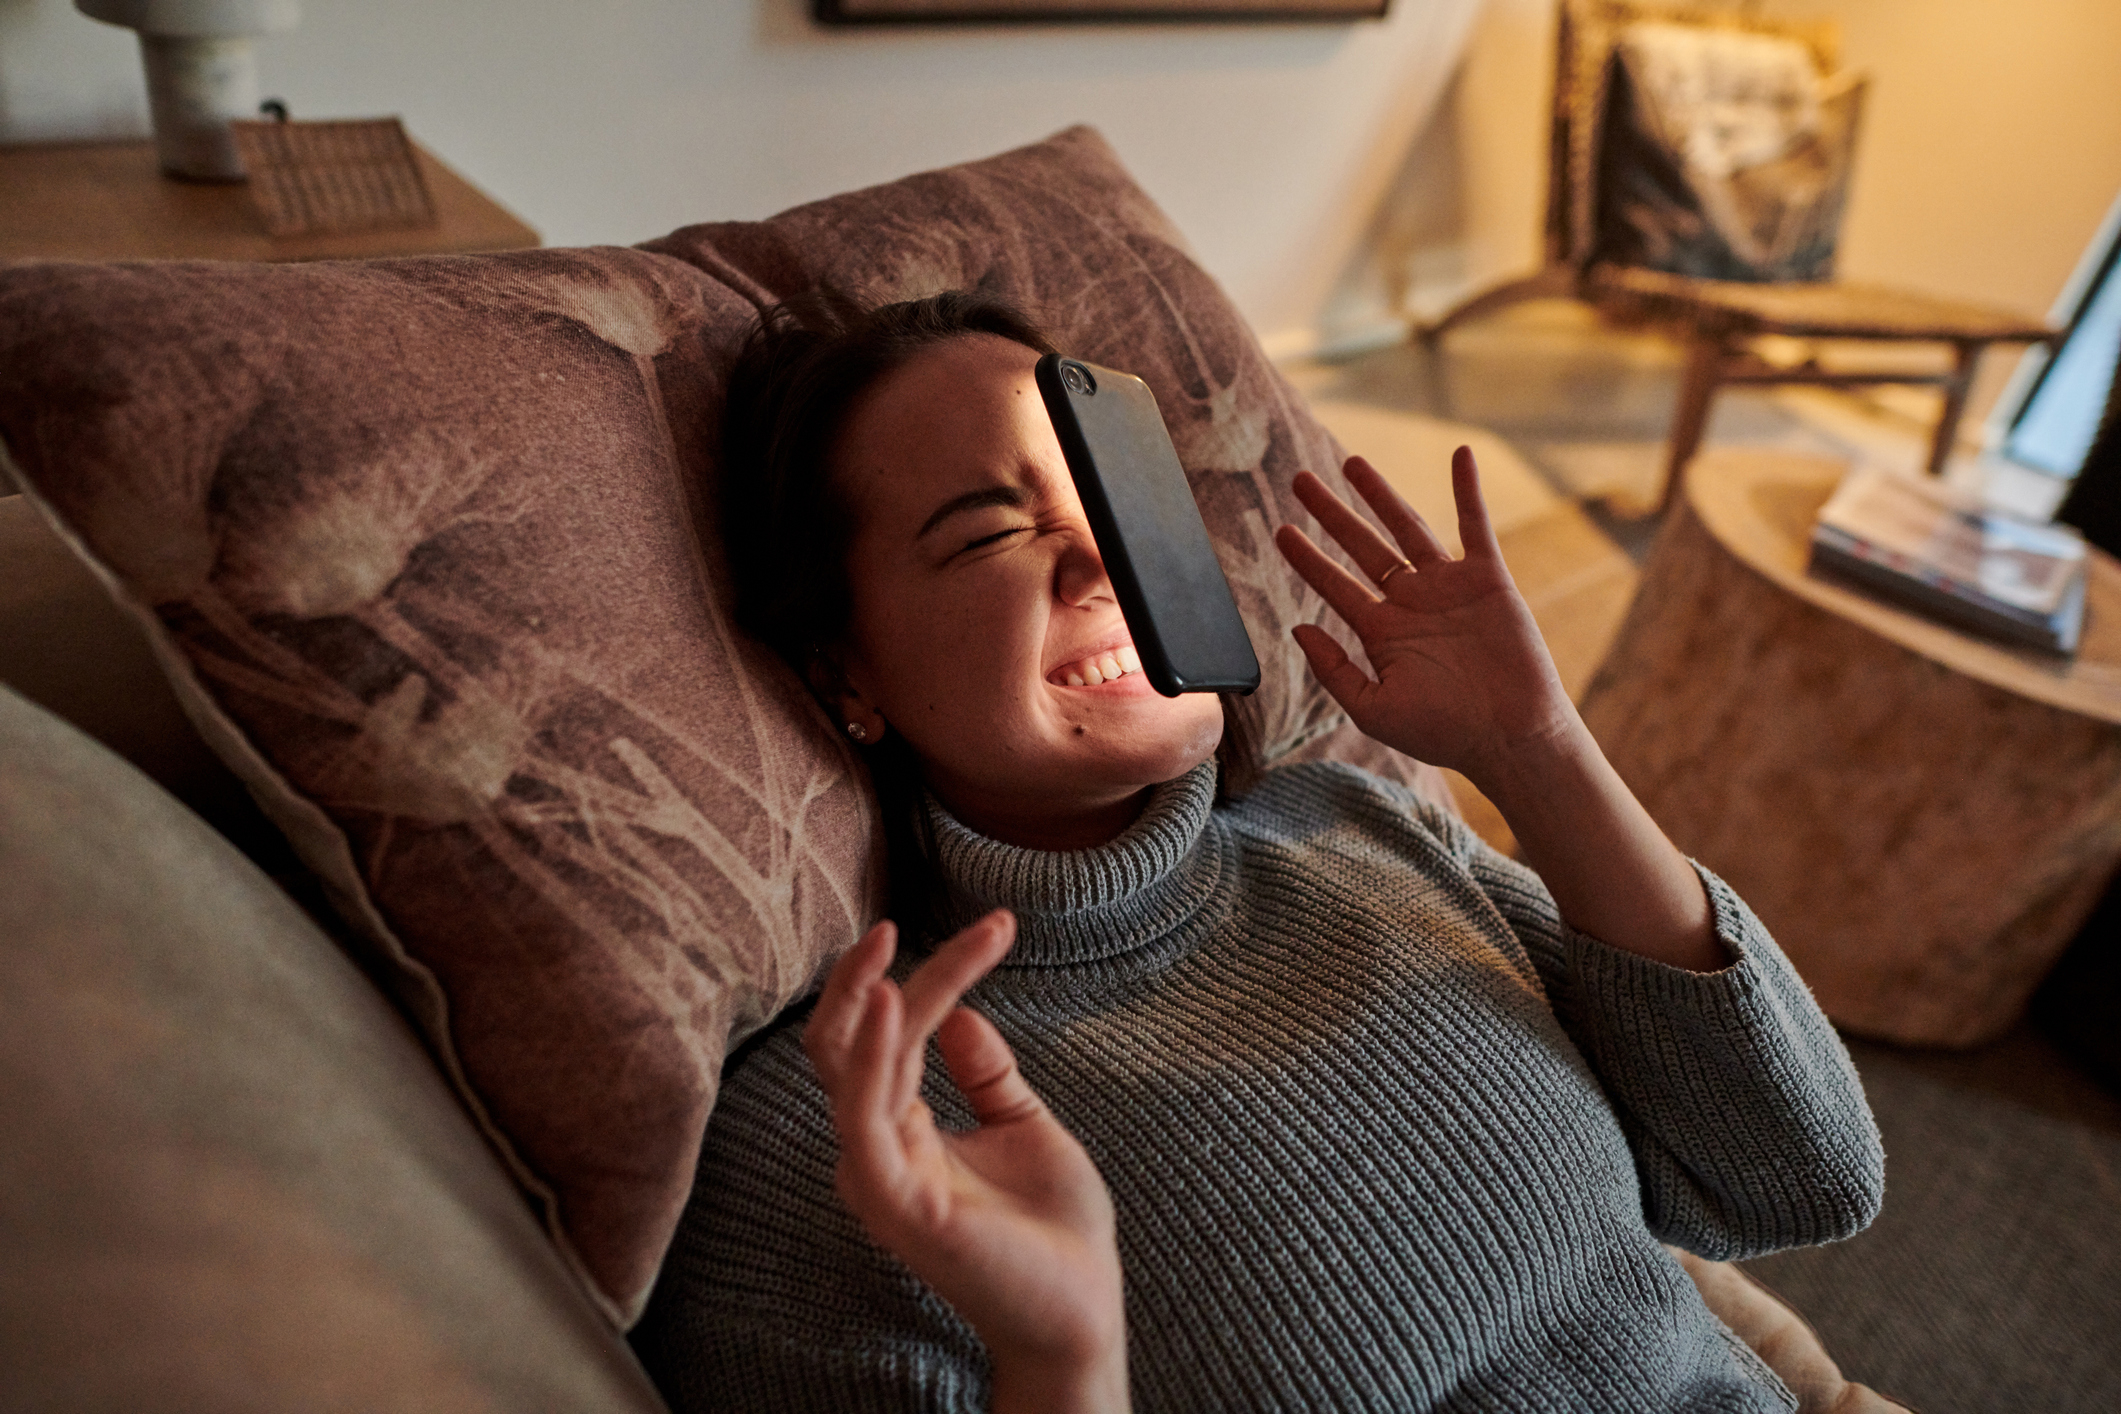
[[1591, 267, 2058, 513], [1579, 447, 2121, 1047], [0, 138, 538, 262]]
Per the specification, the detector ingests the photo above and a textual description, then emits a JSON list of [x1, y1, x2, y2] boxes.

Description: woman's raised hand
[[803, 911, 1130, 1414], [1273, 448, 1575, 782], [1278, 449, 1725, 972]]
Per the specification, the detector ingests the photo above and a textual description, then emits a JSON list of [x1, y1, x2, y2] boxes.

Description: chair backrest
[[1545, 0, 1841, 270]]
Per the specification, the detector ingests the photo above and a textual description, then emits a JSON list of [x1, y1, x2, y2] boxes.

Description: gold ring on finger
[[1376, 559, 1415, 589]]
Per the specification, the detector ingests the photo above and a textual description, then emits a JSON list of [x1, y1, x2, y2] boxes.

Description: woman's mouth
[[1049, 643, 1143, 687]]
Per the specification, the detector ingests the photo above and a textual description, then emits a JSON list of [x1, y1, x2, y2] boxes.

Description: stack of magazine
[[1808, 467, 2089, 656]]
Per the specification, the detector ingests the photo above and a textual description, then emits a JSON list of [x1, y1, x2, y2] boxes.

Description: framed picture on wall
[[815, 0, 1389, 23]]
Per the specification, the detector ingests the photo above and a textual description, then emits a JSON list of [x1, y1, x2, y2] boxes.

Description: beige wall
[[1383, 0, 2121, 421], [1756, 0, 2121, 324], [10, 0, 2116, 384], [0, 0, 1487, 356]]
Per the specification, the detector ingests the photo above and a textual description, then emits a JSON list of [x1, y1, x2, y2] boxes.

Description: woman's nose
[[1053, 529, 1113, 608]]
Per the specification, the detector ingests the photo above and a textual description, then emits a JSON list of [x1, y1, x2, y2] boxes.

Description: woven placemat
[[231, 118, 437, 238]]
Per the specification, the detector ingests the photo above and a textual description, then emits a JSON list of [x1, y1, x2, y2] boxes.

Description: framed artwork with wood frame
[[815, 0, 1388, 23]]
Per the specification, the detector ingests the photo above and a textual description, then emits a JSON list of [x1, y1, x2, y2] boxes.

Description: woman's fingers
[[809, 910, 1025, 1209], [1290, 623, 1377, 716], [1290, 467, 1416, 586], [1275, 523, 1388, 635], [1449, 446, 1503, 562], [804, 920, 898, 1091], [891, 910, 1017, 1113], [1342, 457, 1453, 568], [936, 1008, 1046, 1130], [832, 982, 914, 1219], [900, 911, 1015, 1039]]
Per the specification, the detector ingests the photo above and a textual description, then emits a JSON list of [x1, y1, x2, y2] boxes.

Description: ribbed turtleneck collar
[[925, 761, 1225, 966]]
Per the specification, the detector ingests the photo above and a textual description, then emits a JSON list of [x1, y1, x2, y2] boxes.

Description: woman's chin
[[1061, 693, 1223, 778], [920, 696, 1221, 848]]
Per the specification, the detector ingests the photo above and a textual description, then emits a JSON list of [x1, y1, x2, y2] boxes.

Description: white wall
[[0, 0, 1487, 352], [1321, 0, 1548, 330], [1755, 0, 2121, 328]]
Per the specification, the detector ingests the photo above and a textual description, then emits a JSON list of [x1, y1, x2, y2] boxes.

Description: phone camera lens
[[1061, 362, 1095, 395]]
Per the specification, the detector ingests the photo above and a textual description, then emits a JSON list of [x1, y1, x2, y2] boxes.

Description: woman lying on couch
[[628, 290, 1885, 1413]]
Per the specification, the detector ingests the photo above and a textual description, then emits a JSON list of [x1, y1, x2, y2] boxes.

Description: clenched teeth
[[1056, 644, 1142, 687]]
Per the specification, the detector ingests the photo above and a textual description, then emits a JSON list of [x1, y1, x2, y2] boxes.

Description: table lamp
[[75, 0, 302, 181]]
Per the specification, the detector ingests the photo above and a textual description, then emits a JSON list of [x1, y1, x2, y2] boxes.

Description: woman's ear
[[809, 648, 887, 746]]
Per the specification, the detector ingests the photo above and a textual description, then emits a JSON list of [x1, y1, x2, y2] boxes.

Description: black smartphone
[[1036, 353, 1261, 698]]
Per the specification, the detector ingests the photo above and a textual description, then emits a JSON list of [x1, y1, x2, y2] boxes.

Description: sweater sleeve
[[1441, 811, 1886, 1261]]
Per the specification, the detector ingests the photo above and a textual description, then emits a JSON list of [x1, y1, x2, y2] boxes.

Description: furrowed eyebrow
[[916, 486, 1026, 540]]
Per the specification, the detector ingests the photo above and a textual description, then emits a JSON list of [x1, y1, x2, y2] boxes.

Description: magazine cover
[[1809, 468, 2088, 653]]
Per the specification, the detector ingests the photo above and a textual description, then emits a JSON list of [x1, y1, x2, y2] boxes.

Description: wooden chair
[[1419, 0, 2056, 512]]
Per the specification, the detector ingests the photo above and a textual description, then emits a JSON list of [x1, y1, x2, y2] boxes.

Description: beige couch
[[0, 494, 669, 1410]]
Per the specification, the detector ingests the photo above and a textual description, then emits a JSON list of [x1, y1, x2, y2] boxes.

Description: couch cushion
[[0, 244, 877, 1324], [0, 684, 669, 1412], [0, 124, 1444, 1323]]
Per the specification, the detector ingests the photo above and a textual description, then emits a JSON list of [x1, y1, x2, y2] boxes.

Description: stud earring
[[846, 721, 868, 742]]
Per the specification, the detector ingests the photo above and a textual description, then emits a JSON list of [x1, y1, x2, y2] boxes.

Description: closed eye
[[958, 526, 1031, 557]]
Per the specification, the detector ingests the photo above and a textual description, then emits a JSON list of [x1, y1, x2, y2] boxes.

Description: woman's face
[[827, 334, 1225, 849]]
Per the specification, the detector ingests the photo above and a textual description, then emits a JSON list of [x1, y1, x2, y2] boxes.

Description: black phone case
[[1036, 353, 1261, 697]]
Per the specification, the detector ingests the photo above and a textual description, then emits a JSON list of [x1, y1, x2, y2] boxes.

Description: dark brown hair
[[721, 288, 1060, 663], [719, 288, 1254, 937]]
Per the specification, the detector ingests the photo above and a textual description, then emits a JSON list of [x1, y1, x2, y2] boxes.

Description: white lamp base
[[139, 34, 258, 181], [75, 0, 301, 182]]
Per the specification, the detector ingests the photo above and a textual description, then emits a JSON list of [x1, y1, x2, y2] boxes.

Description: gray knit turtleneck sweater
[[635, 760, 1884, 1413]]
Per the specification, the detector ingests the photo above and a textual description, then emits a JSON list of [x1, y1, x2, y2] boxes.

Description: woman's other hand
[[1273, 449, 1572, 780], [803, 911, 1130, 1414], [1275, 449, 1723, 973]]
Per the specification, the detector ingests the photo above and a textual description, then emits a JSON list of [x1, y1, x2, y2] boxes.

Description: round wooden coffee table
[[1579, 448, 2121, 1047]]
